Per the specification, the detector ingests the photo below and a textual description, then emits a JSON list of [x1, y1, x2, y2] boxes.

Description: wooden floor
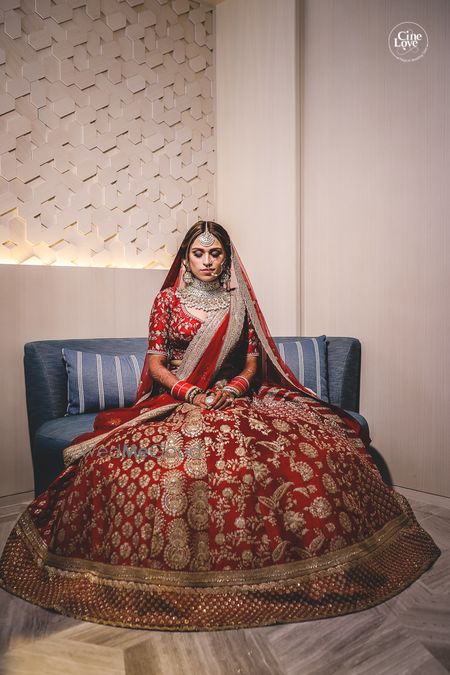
[[0, 490, 449, 675]]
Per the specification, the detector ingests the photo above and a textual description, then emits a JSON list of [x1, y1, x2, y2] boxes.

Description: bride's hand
[[206, 389, 235, 410], [192, 393, 207, 408]]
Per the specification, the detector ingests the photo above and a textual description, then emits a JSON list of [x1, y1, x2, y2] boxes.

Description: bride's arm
[[234, 354, 258, 386], [145, 288, 204, 406], [147, 354, 179, 392], [147, 355, 207, 408]]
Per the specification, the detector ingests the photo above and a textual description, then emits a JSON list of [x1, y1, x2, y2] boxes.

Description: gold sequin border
[[0, 515, 440, 632], [12, 508, 429, 589]]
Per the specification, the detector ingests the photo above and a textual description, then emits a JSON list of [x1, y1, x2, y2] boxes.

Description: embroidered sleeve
[[146, 288, 172, 356], [247, 313, 260, 356]]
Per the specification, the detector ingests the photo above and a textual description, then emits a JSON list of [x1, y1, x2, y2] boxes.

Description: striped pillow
[[62, 348, 145, 415], [273, 335, 329, 402]]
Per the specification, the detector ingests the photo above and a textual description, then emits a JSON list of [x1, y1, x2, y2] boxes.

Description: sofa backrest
[[23, 336, 361, 442]]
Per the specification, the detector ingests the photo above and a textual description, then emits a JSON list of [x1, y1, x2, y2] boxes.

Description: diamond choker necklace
[[176, 276, 230, 311]]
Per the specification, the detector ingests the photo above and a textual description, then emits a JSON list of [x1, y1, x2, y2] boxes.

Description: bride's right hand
[[192, 393, 207, 408]]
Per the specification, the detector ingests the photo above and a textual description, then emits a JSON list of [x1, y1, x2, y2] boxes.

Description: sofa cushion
[[35, 413, 98, 450], [274, 335, 329, 402], [62, 348, 145, 415]]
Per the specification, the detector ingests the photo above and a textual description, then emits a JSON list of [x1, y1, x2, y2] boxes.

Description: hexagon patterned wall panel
[[0, 0, 215, 268]]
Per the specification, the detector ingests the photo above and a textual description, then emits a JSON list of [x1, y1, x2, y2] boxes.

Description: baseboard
[[394, 485, 450, 509], [0, 491, 34, 520], [0, 491, 34, 507]]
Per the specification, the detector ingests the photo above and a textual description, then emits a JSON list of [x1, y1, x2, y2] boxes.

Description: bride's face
[[187, 235, 226, 282]]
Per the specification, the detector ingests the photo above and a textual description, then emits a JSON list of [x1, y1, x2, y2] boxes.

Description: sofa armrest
[[326, 337, 361, 412]]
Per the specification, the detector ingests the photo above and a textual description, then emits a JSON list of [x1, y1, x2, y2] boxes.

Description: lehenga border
[[0, 510, 440, 632], [12, 508, 429, 588]]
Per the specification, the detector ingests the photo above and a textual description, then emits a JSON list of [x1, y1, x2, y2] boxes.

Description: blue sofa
[[24, 337, 369, 497]]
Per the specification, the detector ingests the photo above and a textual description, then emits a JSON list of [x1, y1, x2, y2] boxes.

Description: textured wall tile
[[0, 0, 215, 267], [4, 10, 22, 39]]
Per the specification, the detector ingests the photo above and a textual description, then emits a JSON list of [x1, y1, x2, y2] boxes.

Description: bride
[[0, 220, 440, 631]]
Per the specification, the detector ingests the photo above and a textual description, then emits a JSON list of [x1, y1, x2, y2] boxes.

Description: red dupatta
[[63, 238, 367, 467], [230, 243, 367, 442]]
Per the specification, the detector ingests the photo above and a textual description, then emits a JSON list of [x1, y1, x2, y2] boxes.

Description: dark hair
[[179, 221, 231, 267]]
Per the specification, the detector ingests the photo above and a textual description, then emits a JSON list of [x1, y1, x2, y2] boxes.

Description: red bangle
[[227, 376, 249, 395], [171, 379, 196, 401]]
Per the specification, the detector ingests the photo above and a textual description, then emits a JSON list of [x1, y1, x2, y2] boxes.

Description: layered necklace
[[176, 276, 230, 311]]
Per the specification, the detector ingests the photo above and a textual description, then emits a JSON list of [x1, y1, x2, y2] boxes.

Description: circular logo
[[388, 22, 428, 62]]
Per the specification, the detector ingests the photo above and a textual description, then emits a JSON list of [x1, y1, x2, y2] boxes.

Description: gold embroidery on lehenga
[[126, 483, 137, 498], [251, 462, 271, 486], [165, 518, 191, 569], [181, 410, 204, 437], [138, 474, 150, 489], [273, 418, 291, 432], [187, 482, 209, 532], [272, 540, 290, 562], [307, 530, 326, 554], [322, 473, 338, 493], [291, 460, 314, 482], [158, 447, 184, 469], [121, 522, 133, 538], [118, 474, 128, 488], [162, 491, 188, 516], [283, 510, 306, 533], [149, 509, 164, 557], [162, 469, 186, 491], [339, 512, 353, 533], [299, 442, 318, 458], [185, 458, 208, 479], [258, 482, 294, 512], [308, 497, 333, 519]]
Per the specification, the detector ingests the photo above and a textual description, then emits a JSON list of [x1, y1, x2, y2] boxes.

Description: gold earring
[[183, 260, 194, 284]]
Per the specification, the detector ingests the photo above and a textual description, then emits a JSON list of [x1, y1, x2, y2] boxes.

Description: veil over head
[[63, 224, 368, 467]]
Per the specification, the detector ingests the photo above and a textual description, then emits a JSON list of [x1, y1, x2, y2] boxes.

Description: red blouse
[[146, 287, 260, 366]]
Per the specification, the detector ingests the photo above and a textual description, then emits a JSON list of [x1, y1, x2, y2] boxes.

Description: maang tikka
[[198, 221, 215, 247]]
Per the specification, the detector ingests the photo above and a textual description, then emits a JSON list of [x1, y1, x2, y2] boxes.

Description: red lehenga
[[0, 242, 440, 631]]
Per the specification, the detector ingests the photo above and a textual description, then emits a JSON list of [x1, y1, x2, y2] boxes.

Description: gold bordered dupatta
[[230, 243, 368, 443]]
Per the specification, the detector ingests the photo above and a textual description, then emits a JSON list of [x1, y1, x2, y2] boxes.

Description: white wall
[[302, 0, 450, 496], [215, 0, 301, 336]]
